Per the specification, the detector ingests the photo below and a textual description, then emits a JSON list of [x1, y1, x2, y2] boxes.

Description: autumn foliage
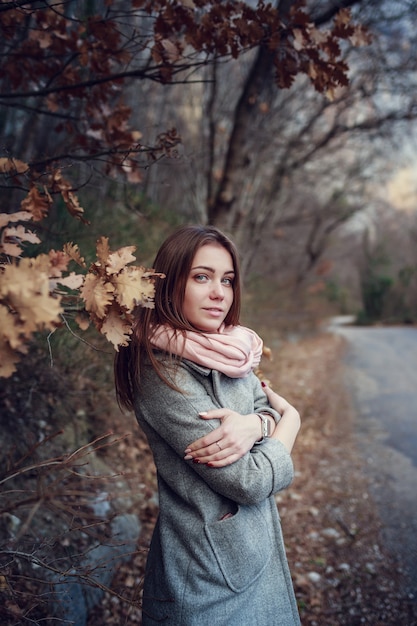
[[0, 0, 369, 377], [0, 159, 163, 377]]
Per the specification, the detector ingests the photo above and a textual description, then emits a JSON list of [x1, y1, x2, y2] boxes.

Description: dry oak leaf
[[113, 267, 155, 311], [0, 211, 32, 228], [63, 242, 86, 267], [100, 307, 133, 349], [0, 157, 28, 175], [0, 303, 23, 350], [28, 253, 53, 276], [113, 266, 157, 311], [50, 170, 88, 223], [0, 335, 22, 378], [63, 189, 88, 223], [105, 246, 136, 275], [1, 242, 22, 257], [0, 259, 62, 331], [80, 272, 115, 318], [349, 25, 372, 47], [3, 225, 41, 245], [20, 185, 52, 221], [262, 346, 273, 361], [75, 311, 90, 331], [48, 249, 71, 276], [53, 272, 84, 290], [122, 159, 143, 184], [293, 28, 306, 51], [96, 236, 111, 268], [335, 7, 352, 26]]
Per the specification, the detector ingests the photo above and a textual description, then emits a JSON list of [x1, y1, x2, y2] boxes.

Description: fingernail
[[207, 462, 214, 468], [192, 459, 201, 464], [184, 448, 191, 454], [184, 454, 193, 461], [199, 411, 208, 416], [261, 381, 266, 388]]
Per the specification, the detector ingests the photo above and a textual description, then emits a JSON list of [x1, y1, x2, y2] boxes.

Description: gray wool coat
[[134, 356, 301, 626]]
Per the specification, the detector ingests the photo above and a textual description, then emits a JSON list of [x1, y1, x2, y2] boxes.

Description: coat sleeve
[[134, 362, 294, 506], [251, 372, 282, 422]]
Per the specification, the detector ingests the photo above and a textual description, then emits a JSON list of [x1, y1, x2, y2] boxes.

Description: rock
[[307, 571, 322, 583], [322, 527, 341, 539], [338, 563, 351, 572]]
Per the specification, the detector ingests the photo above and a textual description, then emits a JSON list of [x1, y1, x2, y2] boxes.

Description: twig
[[336, 516, 357, 539], [60, 314, 112, 354]]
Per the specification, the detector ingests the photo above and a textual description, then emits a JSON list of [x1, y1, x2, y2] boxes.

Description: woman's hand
[[184, 409, 262, 468], [183, 383, 301, 467]]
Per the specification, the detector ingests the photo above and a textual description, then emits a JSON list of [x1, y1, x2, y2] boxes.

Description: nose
[[210, 280, 225, 300]]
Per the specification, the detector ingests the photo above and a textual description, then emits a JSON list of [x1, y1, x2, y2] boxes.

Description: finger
[[262, 382, 278, 403], [206, 453, 240, 468], [188, 435, 253, 463], [185, 428, 226, 454], [185, 439, 229, 462], [185, 413, 241, 452], [198, 409, 228, 420]]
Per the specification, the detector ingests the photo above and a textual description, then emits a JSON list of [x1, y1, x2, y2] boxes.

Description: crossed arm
[[183, 382, 301, 468]]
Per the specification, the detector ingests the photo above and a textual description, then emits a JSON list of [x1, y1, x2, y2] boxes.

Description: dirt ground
[[87, 330, 417, 626]]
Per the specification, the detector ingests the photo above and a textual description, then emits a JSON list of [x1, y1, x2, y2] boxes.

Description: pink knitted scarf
[[150, 323, 263, 378]]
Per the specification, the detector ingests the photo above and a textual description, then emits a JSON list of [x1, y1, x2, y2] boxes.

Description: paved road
[[330, 320, 417, 609]]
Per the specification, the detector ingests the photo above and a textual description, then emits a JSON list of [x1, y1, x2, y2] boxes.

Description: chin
[[195, 322, 222, 333]]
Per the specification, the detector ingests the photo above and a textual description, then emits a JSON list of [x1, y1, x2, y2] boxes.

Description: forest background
[[1, 1, 417, 624]]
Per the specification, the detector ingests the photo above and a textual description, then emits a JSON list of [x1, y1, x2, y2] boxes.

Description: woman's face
[[183, 243, 235, 332]]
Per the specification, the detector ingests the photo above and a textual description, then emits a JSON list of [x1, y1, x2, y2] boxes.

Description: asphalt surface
[[330, 319, 417, 610]]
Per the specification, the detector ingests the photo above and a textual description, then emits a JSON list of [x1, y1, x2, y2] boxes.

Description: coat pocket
[[204, 501, 273, 593]]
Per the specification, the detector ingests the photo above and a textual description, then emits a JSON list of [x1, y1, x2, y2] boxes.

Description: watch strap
[[256, 412, 271, 441]]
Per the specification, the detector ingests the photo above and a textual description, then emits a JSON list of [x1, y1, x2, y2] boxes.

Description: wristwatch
[[256, 412, 273, 441]]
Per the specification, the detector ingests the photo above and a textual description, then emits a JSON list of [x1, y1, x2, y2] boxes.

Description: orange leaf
[[0, 259, 62, 331], [113, 266, 157, 311], [75, 311, 90, 331], [28, 253, 52, 275], [53, 272, 84, 290], [48, 249, 70, 276], [100, 307, 133, 349], [20, 185, 52, 221], [63, 242, 85, 267], [105, 246, 137, 275], [96, 237, 111, 268], [0, 211, 32, 228], [50, 170, 88, 223], [1, 241, 22, 256], [4, 225, 41, 245], [335, 7, 351, 26], [80, 273, 114, 318], [0, 157, 28, 175], [349, 25, 372, 47], [0, 303, 23, 350]]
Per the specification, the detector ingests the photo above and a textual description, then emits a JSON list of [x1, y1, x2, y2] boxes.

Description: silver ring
[[216, 441, 222, 451]]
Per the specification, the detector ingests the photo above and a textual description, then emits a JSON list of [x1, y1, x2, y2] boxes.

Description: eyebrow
[[191, 265, 235, 274]]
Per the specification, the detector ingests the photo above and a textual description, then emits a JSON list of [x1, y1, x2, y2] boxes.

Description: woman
[[115, 225, 301, 625]]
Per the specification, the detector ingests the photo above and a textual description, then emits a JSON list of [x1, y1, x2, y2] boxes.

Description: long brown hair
[[114, 225, 242, 411]]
